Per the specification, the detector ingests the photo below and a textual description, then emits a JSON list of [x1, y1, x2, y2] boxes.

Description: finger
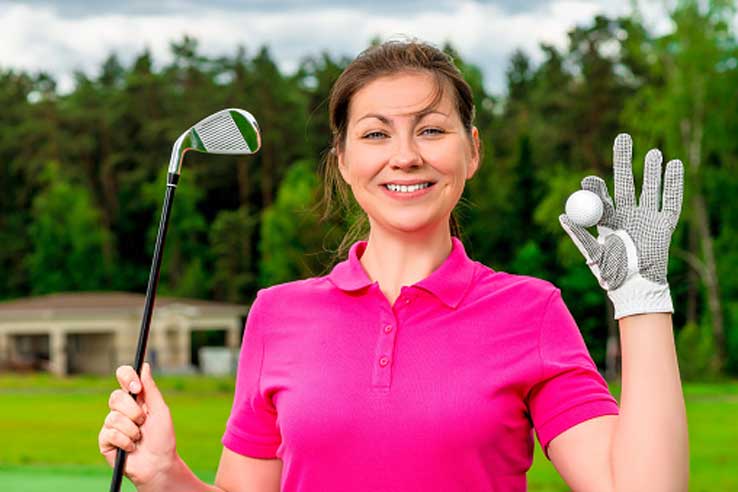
[[140, 362, 166, 412], [662, 159, 684, 222], [581, 176, 612, 205], [559, 214, 603, 264], [640, 148, 662, 210], [108, 389, 146, 426], [104, 411, 142, 442], [99, 427, 137, 454], [613, 133, 636, 209], [116, 365, 142, 395], [581, 175, 615, 226]]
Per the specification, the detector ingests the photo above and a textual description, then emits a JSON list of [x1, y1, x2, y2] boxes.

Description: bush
[[724, 302, 738, 376], [676, 321, 719, 381]]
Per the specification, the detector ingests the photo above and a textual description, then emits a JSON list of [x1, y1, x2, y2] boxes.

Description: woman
[[98, 40, 689, 491]]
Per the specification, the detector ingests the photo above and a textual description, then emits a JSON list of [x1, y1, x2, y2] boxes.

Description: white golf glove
[[559, 133, 684, 319]]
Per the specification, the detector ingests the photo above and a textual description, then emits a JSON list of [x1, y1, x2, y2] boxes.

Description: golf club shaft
[[110, 174, 179, 492]]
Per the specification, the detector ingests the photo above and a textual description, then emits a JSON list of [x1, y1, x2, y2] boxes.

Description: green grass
[[1, 374, 736, 491]]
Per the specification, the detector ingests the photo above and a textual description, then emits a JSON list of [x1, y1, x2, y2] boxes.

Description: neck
[[360, 222, 453, 305]]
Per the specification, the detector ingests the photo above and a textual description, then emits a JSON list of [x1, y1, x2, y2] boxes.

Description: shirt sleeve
[[528, 288, 619, 460], [222, 290, 281, 458]]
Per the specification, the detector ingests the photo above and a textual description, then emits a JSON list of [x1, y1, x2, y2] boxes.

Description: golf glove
[[559, 133, 684, 319]]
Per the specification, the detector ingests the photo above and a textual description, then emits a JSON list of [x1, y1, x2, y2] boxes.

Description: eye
[[362, 131, 387, 140], [420, 127, 445, 136]]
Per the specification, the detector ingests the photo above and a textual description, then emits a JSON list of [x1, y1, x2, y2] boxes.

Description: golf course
[[1, 373, 736, 491]]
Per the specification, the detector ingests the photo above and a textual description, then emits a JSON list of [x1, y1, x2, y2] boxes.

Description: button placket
[[372, 313, 398, 389], [397, 287, 416, 308]]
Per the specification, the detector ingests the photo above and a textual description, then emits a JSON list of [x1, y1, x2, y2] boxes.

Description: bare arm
[[548, 312, 689, 491], [214, 448, 283, 492], [136, 455, 224, 492], [137, 448, 282, 492], [611, 312, 689, 490]]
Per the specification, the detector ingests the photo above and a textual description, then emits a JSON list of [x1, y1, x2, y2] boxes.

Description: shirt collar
[[326, 241, 374, 292], [327, 237, 478, 309]]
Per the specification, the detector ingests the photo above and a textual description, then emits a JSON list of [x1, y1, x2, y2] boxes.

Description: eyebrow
[[356, 109, 449, 125]]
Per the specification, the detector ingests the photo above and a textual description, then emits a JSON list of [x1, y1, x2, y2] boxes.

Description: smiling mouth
[[383, 182, 434, 193]]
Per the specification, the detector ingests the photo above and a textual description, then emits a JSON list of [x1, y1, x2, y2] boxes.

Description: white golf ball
[[565, 190, 603, 227]]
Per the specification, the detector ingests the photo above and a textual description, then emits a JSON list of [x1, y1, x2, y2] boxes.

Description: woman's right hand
[[98, 362, 178, 487]]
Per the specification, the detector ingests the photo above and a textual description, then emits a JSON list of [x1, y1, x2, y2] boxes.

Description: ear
[[336, 147, 351, 184], [466, 126, 481, 180]]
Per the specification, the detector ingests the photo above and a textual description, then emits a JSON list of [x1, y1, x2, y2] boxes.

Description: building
[[0, 292, 248, 376]]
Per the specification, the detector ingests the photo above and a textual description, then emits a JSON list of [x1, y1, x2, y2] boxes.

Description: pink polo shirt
[[222, 238, 619, 491]]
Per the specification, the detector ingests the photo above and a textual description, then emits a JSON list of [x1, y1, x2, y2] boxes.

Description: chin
[[383, 218, 445, 235]]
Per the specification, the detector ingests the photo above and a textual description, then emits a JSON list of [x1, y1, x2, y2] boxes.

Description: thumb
[[140, 362, 166, 412], [560, 213, 609, 290], [559, 213, 602, 265]]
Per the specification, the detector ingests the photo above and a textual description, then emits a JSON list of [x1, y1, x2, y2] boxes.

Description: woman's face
[[337, 71, 480, 237]]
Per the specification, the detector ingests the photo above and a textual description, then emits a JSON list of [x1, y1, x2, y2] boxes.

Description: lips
[[384, 182, 432, 193], [381, 177, 436, 190]]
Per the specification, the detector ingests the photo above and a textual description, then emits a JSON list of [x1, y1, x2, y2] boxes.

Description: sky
[[0, 0, 674, 95]]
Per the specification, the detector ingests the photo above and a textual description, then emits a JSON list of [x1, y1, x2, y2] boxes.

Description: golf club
[[110, 108, 261, 492]]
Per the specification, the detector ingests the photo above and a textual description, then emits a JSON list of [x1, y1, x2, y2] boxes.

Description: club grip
[[109, 389, 138, 492], [110, 446, 128, 491]]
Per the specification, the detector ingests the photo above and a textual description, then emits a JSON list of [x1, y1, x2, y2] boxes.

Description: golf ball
[[565, 190, 603, 227]]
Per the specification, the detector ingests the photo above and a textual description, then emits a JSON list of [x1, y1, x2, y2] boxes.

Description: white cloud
[[0, 0, 664, 95]]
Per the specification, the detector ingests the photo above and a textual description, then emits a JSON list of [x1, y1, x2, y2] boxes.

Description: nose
[[389, 135, 422, 170]]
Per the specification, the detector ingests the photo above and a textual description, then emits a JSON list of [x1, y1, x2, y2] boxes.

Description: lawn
[[1, 374, 735, 491]]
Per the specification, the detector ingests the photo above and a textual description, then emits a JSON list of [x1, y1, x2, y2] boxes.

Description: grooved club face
[[168, 108, 261, 175]]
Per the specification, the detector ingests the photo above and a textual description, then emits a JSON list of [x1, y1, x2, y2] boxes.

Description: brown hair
[[320, 39, 478, 258]]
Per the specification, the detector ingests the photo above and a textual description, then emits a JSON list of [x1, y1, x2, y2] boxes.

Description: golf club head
[[168, 108, 261, 175]]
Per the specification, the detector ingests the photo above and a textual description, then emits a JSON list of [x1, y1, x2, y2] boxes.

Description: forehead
[[348, 71, 454, 120]]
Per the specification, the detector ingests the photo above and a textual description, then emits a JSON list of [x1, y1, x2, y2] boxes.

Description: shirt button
[[384, 324, 393, 333], [404, 298, 411, 304], [379, 356, 389, 367]]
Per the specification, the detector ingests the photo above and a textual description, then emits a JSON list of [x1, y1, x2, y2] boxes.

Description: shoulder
[[250, 275, 335, 314], [461, 262, 563, 325], [471, 261, 559, 302], [246, 275, 344, 342]]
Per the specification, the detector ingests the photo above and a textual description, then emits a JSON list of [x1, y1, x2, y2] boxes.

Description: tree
[[143, 167, 210, 298], [28, 162, 113, 294], [0, 69, 35, 299], [210, 206, 259, 303], [296, 52, 349, 160], [259, 159, 338, 286], [623, 0, 738, 372]]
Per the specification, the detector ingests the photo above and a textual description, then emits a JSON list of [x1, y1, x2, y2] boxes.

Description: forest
[[1, 0, 736, 379]]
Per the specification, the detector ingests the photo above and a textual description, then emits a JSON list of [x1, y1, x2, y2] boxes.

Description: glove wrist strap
[[608, 275, 673, 319]]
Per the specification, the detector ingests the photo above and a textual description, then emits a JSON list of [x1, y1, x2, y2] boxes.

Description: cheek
[[343, 148, 386, 182], [455, 140, 478, 180], [430, 141, 472, 179]]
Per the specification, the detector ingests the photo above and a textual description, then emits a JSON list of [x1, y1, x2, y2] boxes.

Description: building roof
[[0, 292, 248, 319]]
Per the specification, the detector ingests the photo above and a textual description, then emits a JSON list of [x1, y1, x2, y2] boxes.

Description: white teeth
[[385, 183, 431, 193]]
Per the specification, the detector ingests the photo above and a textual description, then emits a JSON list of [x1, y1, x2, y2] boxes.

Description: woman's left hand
[[558, 133, 684, 319]]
